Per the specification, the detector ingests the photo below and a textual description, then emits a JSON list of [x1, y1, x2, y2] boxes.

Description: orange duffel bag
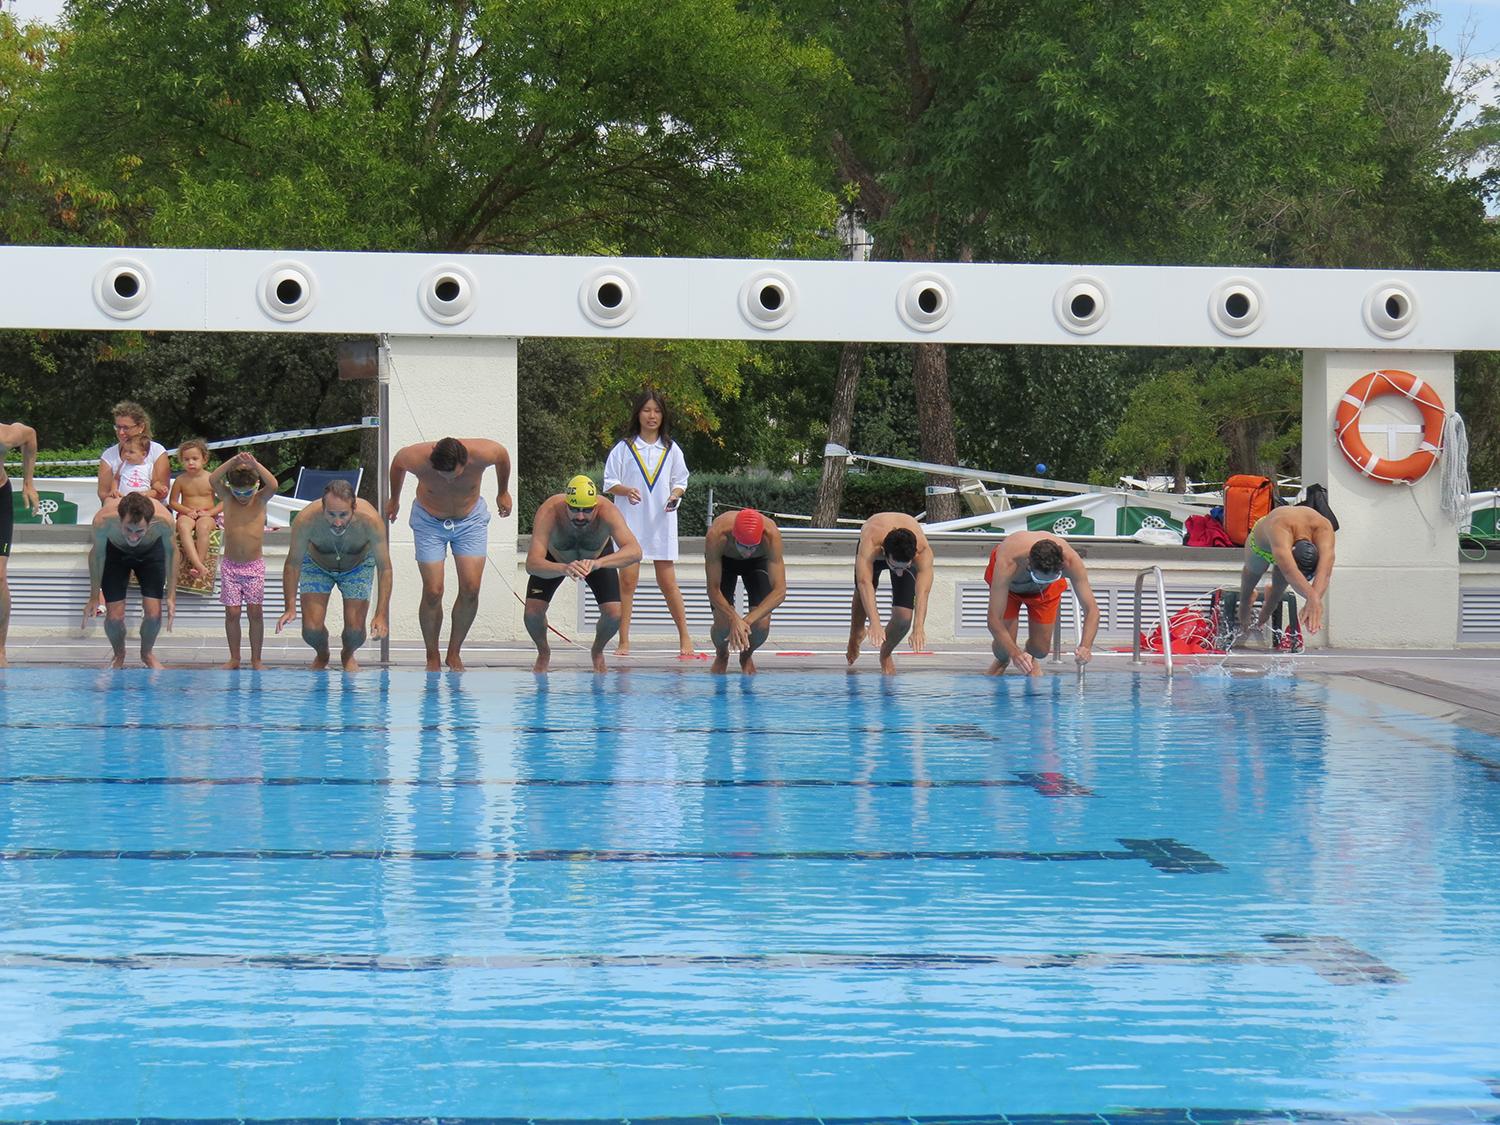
[[1222, 475, 1275, 546]]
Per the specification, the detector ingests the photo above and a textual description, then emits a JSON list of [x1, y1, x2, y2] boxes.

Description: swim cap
[[733, 508, 765, 547], [565, 475, 599, 509], [1291, 539, 1319, 580]]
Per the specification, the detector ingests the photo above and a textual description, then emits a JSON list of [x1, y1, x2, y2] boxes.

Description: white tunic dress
[[603, 437, 690, 562]]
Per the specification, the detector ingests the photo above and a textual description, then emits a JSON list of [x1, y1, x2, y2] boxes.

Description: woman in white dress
[[603, 389, 694, 657], [96, 400, 170, 507]]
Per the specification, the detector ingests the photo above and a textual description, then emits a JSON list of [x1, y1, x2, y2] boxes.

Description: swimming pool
[[0, 667, 1497, 1123]]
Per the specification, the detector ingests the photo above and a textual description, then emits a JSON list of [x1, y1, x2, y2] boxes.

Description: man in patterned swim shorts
[[209, 451, 280, 669], [277, 478, 392, 672]]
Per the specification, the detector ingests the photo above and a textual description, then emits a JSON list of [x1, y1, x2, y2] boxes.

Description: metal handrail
[[1131, 565, 1173, 675], [1048, 582, 1084, 664]]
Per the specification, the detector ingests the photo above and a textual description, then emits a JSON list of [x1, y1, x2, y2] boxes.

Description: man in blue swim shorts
[[278, 479, 393, 671], [386, 437, 512, 671]]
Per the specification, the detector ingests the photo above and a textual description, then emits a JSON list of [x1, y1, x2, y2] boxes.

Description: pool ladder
[[1131, 565, 1174, 676]]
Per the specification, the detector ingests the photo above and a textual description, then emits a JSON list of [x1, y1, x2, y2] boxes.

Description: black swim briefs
[[0, 480, 11, 558], [719, 553, 773, 608], [872, 557, 916, 611], [525, 550, 622, 606], [101, 537, 167, 602]]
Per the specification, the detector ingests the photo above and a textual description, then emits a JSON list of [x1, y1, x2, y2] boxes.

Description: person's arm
[[744, 528, 788, 627], [385, 446, 417, 522], [595, 507, 643, 570], [665, 444, 688, 512], [208, 456, 233, 503], [150, 451, 171, 500], [367, 513, 393, 639], [4, 423, 40, 512], [84, 518, 110, 621], [97, 456, 117, 502], [276, 516, 311, 632], [167, 477, 190, 516], [603, 442, 641, 505], [986, 552, 1030, 669], [854, 540, 884, 647], [256, 459, 280, 497], [703, 535, 740, 620], [487, 441, 513, 518], [1065, 559, 1101, 665], [1269, 529, 1319, 604], [1310, 525, 1336, 595], [911, 545, 934, 652], [155, 516, 177, 628], [525, 505, 570, 577]]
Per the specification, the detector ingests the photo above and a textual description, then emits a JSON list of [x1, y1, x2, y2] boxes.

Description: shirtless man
[[524, 475, 642, 673], [386, 436, 513, 671], [0, 421, 39, 666], [1236, 505, 1336, 638], [984, 531, 1100, 676], [84, 492, 177, 669], [276, 479, 392, 671], [847, 512, 934, 675], [704, 509, 787, 676]]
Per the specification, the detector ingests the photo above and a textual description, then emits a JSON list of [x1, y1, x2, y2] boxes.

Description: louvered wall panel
[[957, 582, 1223, 637], [6, 569, 288, 626], [580, 581, 889, 633], [1461, 588, 1500, 640]]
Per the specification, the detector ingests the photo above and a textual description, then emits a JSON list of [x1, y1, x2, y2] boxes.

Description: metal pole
[[377, 337, 391, 666]]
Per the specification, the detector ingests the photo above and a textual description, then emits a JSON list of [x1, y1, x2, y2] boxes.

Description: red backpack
[[1222, 475, 1275, 546]]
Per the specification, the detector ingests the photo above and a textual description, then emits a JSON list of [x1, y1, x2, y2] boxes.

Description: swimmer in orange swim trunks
[[984, 531, 1101, 677]]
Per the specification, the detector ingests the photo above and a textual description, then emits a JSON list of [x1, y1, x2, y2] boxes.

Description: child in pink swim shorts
[[209, 451, 279, 669]]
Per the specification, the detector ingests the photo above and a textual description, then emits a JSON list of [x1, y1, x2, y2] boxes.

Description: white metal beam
[[0, 245, 1484, 349]]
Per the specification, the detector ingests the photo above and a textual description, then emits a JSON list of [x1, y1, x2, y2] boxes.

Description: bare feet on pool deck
[[250, 659, 265, 671], [533, 648, 551, 673], [142, 653, 165, 670], [221, 659, 241, 671], [445, 654, 466, 672], [591, 649, 608, 674], [107, 653, 126, 670], [740, 652, 757, 675], [711, 650, 729, 675], [984, 659, 1005, 676], [615, 643, 630, 657], [425, 655, 442, 672], [879, 653, 897, 675], [846, 627, 865, 665], [341, 654, 361, 672], [310, 652, 331, 671]]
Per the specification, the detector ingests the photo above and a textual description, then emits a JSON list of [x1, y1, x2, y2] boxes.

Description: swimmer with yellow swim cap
[[703, 508, 787, 676], [523, 474, 641, 673]]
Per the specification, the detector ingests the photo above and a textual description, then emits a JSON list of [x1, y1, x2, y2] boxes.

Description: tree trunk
[[912, 341, 961, 522], [812, 341, 865, 527]]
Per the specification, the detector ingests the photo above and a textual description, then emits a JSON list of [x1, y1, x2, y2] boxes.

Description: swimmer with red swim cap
[[704, 507, 786, 675]]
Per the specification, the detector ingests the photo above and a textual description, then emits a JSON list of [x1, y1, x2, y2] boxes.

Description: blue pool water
[[0, 667, 1497, 1123]]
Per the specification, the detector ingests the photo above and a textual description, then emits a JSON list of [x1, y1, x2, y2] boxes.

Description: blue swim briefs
[[410, 501, 491, 564]]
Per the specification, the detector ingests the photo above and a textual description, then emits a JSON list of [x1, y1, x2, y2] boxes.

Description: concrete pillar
[[384, 336, 520, 645], [1302, 350, 1457, 648]]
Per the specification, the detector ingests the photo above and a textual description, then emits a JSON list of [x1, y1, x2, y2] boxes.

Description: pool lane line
[[0, 771, 1094, 796], [0, 720, 1009, 737], [0, 933, 1400, 984], [0, 837, 1222, 872]]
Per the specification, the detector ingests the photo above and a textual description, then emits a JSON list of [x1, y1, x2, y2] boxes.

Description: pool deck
[[8, 633, 1500, 723]]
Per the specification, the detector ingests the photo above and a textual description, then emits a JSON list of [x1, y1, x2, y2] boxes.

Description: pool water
[[0, 667, 1497, 1123]]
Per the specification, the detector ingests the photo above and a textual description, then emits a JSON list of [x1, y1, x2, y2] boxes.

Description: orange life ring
[[1333, 369, 1446, 484]]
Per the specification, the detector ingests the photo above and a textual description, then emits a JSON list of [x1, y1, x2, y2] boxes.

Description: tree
[[1103, 366, 1224, 492], [787, 0, 1487, 517], [37, 0, 836, 257]]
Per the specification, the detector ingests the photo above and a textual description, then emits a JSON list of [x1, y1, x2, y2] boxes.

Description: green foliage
[[37, 0, 838, 256], [1103, 365, 1226, 491], [0, 329, 371, 489]]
